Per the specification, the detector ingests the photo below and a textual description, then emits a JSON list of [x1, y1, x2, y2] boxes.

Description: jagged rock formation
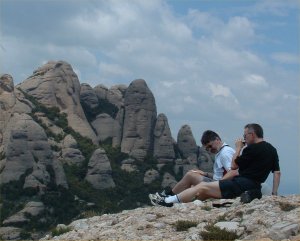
[[18, 61, 97, 142], [85, 148, 115, 189], [41, 195, 300, 241], [153, 113, 175, 164], [177, 125, 198, 161], [121, 79, 157, 160], [0, 61, 218, 239]]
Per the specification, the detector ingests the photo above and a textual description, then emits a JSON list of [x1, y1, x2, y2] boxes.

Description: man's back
[[236, 141, 280, 183]]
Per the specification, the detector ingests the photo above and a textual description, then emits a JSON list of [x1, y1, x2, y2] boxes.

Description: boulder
[[60, 134, 85, 166], [62, 134, 78, 149], [121, 79, 157, 160], [106, 84, 127, 108], [161, 172, 177, 188], [3, 201, 45, 226], [61, 148, 85, 166], [94, 84, 108, 100], [85, 148, 115, 189], [144, 169, 159, 184], [121, 158, 137, 173]]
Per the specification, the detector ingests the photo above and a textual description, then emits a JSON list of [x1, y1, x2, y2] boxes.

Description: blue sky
[[1, 0, 299, 194]]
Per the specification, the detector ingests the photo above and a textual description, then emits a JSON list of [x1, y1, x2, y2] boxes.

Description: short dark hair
[[201, 130, 220, 145], [244, 123, 264, 138]]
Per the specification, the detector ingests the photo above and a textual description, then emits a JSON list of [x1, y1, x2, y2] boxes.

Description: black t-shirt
[[236, 141, 280, 183]]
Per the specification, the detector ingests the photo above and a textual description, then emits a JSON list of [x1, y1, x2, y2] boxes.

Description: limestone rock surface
[[43, 195, 300, 241]]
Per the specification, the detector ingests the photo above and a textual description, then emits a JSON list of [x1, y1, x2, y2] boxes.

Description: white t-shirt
[[213, 143, 235, 180]]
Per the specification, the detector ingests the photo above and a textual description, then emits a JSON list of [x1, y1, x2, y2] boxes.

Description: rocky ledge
[[42, 195, 299, 241]]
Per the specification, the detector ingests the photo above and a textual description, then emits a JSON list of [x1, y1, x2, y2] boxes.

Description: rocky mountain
[[41, 195, 299, 241], [0, 61, 215, 239]]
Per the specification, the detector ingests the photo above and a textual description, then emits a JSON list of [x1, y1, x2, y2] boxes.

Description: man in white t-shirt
[[149, 130, 238, 206]]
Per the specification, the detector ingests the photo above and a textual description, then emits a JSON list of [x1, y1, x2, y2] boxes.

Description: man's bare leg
[[177, 181, 222, 203], [172, 171, 206, 194]]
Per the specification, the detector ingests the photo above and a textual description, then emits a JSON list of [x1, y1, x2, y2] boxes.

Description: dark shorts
[[219, 176, 261, 199], [202, 176, 214, 182]]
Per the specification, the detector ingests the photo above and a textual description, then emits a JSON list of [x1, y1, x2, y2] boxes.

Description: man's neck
[[254, 138, 264, 143]]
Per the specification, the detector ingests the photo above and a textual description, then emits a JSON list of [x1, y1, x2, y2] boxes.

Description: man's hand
[[189, 169, 206, 176], [235, 138, 245, 150]]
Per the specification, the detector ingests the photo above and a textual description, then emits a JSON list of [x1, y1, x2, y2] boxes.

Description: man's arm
[[231, 139, 244, 170], [221, 169, 239, 180], [272, 171, 281, 195]]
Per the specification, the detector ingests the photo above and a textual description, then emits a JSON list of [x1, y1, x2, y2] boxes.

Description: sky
[[0, 0, 299, 194]]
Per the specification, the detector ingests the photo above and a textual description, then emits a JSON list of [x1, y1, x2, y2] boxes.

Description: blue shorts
[[219, 176, 261, 199]]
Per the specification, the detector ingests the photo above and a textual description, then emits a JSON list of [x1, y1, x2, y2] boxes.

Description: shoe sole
[[149, 193, 159, 206]]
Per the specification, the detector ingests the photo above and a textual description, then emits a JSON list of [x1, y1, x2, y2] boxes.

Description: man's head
[[244, 123, 264, 144], [201, 130, 223, 154]]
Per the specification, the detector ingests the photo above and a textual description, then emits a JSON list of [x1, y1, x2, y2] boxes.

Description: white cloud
[[209, 83, 239, 105], [244, 74, 269, 87], [99, 62, 131, 78], [218, 17, 256, 47], [253, 0, 298, 16], [187, 9, 223, 31], [183, 96, 196, 104], [271, 52, 299, 64], [161, 81, 174, 88]]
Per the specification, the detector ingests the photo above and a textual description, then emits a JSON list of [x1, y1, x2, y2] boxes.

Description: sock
[[165, 187, 175, 196], [165, 195, 180, 204]]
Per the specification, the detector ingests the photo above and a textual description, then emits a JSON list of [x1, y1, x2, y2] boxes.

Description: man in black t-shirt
[[150, 123, 281, 206], [220, 123, 280, 199]]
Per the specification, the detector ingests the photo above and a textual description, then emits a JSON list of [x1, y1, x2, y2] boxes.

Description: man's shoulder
[[247, 141, 277, 154], [222, 143, 235, 153], [259, 141, 277, 150]]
